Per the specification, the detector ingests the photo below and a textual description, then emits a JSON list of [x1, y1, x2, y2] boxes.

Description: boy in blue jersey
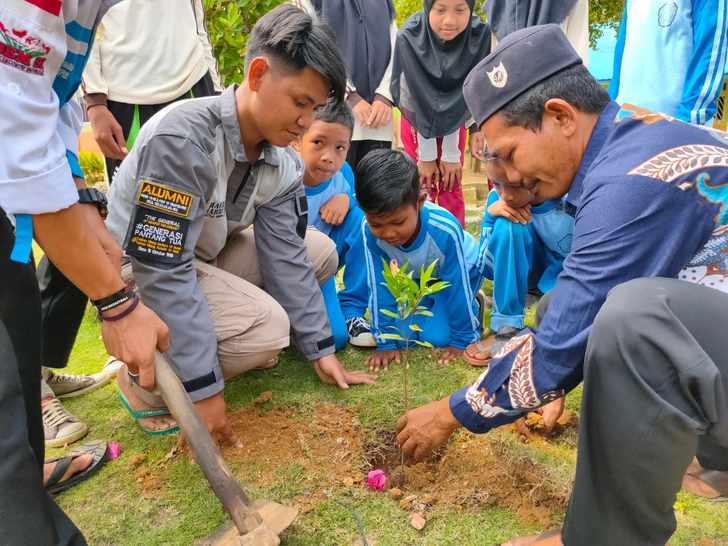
[[355, 149, 482, 371], [465, 160, 574, 366], [297, 101, 374, 348]]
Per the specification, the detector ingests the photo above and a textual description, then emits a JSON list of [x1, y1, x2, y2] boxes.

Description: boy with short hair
[[105, 5, 373, 439], [296, 101, 375, 348], [356, 149, 482, 371], [464, 159, 575, 366]]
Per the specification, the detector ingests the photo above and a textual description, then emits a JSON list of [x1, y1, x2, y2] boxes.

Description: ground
[[52, 290, 728, 546]]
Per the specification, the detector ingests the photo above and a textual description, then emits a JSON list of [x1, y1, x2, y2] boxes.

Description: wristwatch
[[78, 187, 108, 219]]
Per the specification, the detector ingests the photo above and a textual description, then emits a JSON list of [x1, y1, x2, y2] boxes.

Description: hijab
[[391, 0, 491, 139], [313, 0, 396, 103], [486, 0, 578, 41]]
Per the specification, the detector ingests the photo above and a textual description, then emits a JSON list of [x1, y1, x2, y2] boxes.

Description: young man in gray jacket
[[106, 5, 374, 440]]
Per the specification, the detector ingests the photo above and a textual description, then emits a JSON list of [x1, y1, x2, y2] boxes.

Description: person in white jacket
[[33, 0, 222, 448]]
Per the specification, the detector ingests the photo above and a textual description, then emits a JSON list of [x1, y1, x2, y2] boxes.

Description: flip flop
[[46, 440, 107, 495], [463, 334, 496, 367], [682, 468, 728, 501], [118, 391, 179, 436]]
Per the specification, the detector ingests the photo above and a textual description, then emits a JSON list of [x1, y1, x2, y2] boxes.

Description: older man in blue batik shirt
[[395, 25, 728, 546]]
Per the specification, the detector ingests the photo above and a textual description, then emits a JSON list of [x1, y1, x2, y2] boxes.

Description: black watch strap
[[92, 286, 133, 313], [78, 187, 108, 217]]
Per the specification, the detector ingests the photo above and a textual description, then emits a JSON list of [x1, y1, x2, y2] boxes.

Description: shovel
[[153, 352, 298, 545]]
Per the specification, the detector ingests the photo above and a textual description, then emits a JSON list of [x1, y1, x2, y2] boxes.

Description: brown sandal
[[463, 334, 496, 367]]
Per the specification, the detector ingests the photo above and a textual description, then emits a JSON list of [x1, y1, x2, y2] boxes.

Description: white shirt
[[82, 0, 221, 104]]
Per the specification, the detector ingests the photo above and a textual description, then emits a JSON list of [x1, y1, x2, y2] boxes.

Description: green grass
[[54, 297, 728, 545]]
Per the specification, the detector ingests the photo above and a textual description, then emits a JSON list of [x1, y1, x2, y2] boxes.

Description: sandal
[[463, 334, 496, 367], [45, 440, 107, 495], [118, 391, 179, 437], [682, 466, 728, 501]]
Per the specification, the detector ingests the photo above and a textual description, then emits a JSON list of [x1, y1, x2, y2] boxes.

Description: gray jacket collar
[[220, 85, 280, 167]]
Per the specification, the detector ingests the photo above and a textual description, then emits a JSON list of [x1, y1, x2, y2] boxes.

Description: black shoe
[[346, 317, 376, 348]]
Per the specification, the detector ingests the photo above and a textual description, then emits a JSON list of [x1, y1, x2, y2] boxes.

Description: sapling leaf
[[414, 340, 434, 348], [380, 309, 400, 319], [379, 333, 404, 341], [409, 323, 423, 332], [414, 310, 433, 317]]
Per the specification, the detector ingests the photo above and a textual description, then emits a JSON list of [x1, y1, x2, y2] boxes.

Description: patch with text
[[126, 207, 189, 264], [135, 180, 194, 218]]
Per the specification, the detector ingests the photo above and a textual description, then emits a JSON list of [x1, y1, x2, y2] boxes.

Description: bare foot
[[43, 453, 92, 488], [502, 529, 563, 546], [117, 367, 177, 433]]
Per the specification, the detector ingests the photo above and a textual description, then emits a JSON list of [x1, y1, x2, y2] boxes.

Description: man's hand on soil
[[314, 354, 375, 389], [366, 349, 401, 372], [436, 346, 462, 365], [538, 396, 565, 433], [396, 396, 460, 463], [320, 193, 349, 226], [194, 393, 242, 448]]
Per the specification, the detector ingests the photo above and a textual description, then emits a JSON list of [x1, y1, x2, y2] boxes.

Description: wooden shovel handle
[[154, 352, 262, 534]]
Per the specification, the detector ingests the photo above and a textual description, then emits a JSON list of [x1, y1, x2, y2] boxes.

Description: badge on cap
[[487, 62, 509, 88]]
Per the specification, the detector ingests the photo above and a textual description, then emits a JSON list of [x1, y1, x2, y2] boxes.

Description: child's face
[[247, 60, 331, 148], [364, 196, 425, 247], [486, 160, 536, 209], [299, 120, 352, 185], [428, 0, 471, 42]]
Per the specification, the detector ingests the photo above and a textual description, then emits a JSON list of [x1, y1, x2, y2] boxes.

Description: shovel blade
[[201, 501, 299, 546]]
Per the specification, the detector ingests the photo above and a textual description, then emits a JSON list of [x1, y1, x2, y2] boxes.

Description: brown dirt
[[510, 410, 579, 442], [214, 402, 570, 527]]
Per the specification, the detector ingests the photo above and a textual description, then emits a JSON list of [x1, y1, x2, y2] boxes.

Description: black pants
[[38, 71, 218, 369], [104, 71, 217, 181], [0, 211, 85, 544], [346, 139, 391, 173], [556, 278, 728, 545]]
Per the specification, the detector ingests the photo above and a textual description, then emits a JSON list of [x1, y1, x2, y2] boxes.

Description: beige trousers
[[198, 227, 337, 379], [123, 227, 337, 387]]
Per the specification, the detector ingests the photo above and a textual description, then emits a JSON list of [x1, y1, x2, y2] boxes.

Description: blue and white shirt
[[0, 0, 117, 216], [451, 101, 728, 433], [304, 163, 356, 236], [363, 202, 481, 350], [609, 0, 728, 126], [479, 189, 574, 262]]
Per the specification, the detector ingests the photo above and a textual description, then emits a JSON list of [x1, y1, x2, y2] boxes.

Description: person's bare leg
[[43, 453, 92, 487]]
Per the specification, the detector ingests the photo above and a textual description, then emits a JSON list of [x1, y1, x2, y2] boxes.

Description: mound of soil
[[217, 402, 570, 526]]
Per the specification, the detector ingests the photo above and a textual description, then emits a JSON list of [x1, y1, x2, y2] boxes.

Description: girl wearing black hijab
[[294, 0, 398, 171], [391, 0, 491, 227]]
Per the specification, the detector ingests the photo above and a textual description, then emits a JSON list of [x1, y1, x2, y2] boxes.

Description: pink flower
[[367, 469, 387, 491], [105, 441, 122, 460]]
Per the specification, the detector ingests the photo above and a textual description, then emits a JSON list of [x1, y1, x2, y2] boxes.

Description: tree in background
[[205, 0, 624, 86]]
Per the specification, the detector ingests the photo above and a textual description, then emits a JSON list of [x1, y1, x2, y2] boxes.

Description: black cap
[[463, 24, 583, 128]]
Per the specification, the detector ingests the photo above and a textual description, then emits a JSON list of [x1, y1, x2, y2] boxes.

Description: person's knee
[[491, 216, 531, 245], [218, 299, 290, 379], [305, 229, 339, 283], [590, 278, 662, 354]]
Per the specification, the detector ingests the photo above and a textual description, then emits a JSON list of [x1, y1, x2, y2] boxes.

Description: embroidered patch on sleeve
[[0, 21, 51, 75], [125, 181, 194, 264], [24, 0, 62, 16], [135, 180, 194, 218]]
